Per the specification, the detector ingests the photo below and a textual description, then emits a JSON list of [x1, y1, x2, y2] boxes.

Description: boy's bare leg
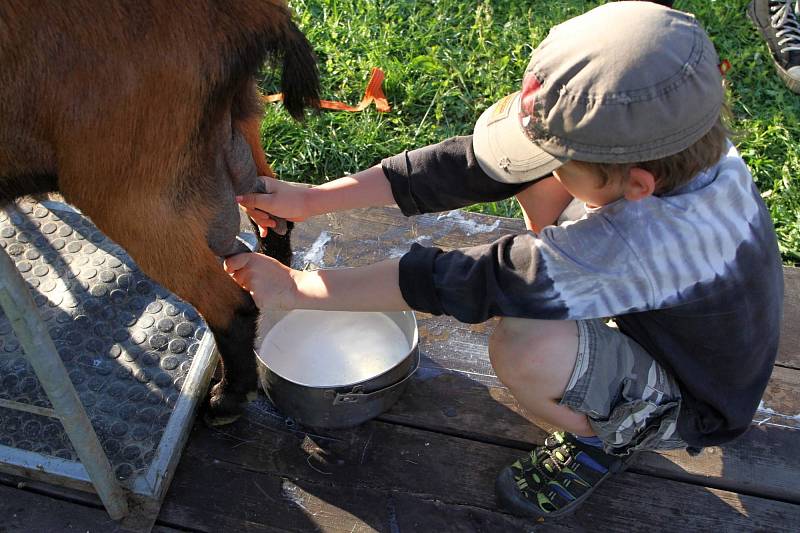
[[489, 317, 594, 436], [514, 176, 574, 233]]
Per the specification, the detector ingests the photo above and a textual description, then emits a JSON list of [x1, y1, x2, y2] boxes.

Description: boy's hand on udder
[[237, 176, 310, 237], [224, 252, 297, 310]]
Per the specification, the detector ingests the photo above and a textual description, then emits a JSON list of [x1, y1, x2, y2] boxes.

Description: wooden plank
[[380, 362, 800, 503], [291, 207, 523, 273], [0, 482, 179, 532], [166, 456, 800, 533], [185, 402, 800, 531], [4, 406, 798, 531], [759, 365, 800, 431], [779, 266, 800, 369], [6, 413, 800, 532], [162, 453, 534, 533], [0, 451, 554, 532]]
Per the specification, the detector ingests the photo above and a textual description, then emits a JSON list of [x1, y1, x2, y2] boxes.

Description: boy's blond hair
[[573, 108, 732, 196]]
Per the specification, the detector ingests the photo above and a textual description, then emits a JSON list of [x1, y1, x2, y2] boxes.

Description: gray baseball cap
[[473, 1, 724, 184]]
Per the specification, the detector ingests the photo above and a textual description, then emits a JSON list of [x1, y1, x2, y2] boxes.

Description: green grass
[[258, 0, 800, 265]]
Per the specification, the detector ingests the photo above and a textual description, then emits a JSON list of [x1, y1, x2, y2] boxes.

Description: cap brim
[[472, 91, 566, 184]]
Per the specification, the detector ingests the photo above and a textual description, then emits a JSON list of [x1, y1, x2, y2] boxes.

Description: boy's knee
[[489, 318, 577, 386]]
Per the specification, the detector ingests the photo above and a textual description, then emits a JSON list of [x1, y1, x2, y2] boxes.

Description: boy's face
[[552, 162, 627, 208]]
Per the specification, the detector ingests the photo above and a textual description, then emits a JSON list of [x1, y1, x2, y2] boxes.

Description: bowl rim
[[256, 309, 419, 389]]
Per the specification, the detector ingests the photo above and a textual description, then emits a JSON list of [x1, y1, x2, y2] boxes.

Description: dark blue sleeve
[[398, 233, 569, 324], [381, 135, 531, 216]]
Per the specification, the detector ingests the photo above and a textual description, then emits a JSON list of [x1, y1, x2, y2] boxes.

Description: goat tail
[[277, 19, 320, 120]]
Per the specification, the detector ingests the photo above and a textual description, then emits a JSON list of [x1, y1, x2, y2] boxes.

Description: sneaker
[[495, 431, 632, 519], [747, 0, 800, 93]]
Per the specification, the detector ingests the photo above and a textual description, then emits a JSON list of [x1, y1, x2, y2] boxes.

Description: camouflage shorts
[[560, 319, 687, 456]]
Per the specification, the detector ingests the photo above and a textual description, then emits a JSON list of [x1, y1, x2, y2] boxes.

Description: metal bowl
[[256, 310, 419, 429]]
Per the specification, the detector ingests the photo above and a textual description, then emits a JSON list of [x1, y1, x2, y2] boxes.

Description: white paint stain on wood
[[754, 400, 800, 430], [281, 481, 309, 511], [388, 236, 433, 259], [299, 231, 332, 267], [436, 210, 501, 234]]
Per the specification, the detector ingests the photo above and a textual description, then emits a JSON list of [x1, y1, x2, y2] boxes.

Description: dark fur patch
[[198, 8, 319, 138], [0, 173, 59, 205], [211, 294, 259, 392], [186, 9, 319, 215], [255, 219, 294, 266], [204, 293, 260, 423]]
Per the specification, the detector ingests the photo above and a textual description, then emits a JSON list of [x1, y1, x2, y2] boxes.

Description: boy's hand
[[237, 176, 310, 237], [224, 252, 297, 310], [226, 253, 408, 313]]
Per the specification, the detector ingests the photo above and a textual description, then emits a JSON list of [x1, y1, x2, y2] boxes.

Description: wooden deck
[[1, 206, 799, 532]]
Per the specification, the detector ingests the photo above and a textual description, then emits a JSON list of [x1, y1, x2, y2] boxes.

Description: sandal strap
[[509, 431, 627, 515]]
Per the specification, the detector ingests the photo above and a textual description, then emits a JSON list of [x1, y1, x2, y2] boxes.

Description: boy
[[226, 2, 784, 519]]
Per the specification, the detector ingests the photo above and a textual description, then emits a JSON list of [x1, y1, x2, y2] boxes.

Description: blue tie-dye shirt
[[383, 136, 784, 447]]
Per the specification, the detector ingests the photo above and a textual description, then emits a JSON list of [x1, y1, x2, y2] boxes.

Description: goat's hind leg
[[204, 294, 260, 426], [64, 190, 260, 425]]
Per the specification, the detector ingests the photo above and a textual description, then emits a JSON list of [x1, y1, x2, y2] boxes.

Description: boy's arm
[[293, 259, 409, 311], [398, 216, 652, 324], [224, 253, 409, 312], [382, 136, 535, 216], [240, 135, 564, 232], [515, 177, 575, 233], [237, 165, 394, 233], [305, 165, 396, 215], [227, 212, 648, 323]]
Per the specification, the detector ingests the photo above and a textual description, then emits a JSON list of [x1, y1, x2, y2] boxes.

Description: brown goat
[[0, 1, 320, 424]]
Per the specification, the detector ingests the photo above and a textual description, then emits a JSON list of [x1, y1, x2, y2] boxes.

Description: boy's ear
[[624, 167, 656, 201]]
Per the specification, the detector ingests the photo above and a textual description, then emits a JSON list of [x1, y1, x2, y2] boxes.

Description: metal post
[[0, 247, 129, 520]]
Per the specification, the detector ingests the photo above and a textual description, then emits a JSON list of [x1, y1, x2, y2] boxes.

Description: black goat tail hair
[[279, 20, 320, 120]]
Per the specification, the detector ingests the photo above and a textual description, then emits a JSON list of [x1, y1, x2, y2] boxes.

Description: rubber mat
[[0, 201, 207, 487]]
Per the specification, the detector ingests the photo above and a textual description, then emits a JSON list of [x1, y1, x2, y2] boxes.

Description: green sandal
[[496, 431, 632, 519]]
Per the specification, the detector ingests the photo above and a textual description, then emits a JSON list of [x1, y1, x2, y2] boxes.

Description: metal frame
[[0, 202, 219, 530], [0, 243, 129, 518]]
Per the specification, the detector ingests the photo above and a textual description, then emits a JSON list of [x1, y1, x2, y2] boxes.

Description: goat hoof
[[203, 383, 254, 427]]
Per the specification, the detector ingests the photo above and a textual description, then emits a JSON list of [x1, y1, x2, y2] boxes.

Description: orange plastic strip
[[719, 59, 732, 77], [264, 67, 390, 113]]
